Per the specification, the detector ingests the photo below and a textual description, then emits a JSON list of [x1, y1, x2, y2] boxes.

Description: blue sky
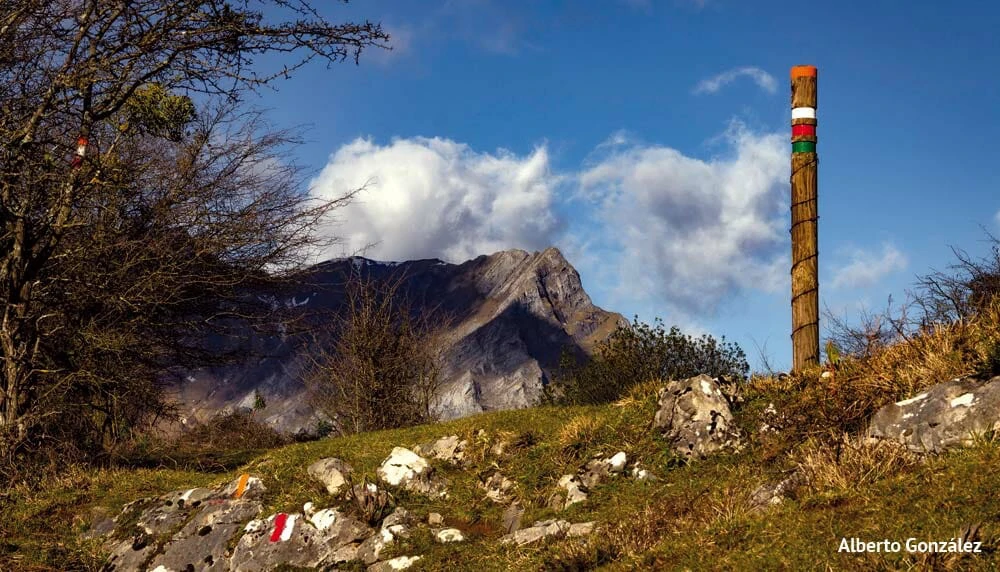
[[251, 0, 1000, 371]]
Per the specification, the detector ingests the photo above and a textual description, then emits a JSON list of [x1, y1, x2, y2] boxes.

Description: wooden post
[[790, 65, 819, 372]]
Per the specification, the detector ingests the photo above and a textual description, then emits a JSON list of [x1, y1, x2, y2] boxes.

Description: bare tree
[[301, 265, 447, 435], [0, 0, 390, 476]]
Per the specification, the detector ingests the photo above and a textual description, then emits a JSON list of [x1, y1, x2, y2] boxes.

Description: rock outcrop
[[377, 447, 448, 497], [868, 375, 1000, 453], [653, 374, 743, 458], [170, 247, 624, 433], [307, 457, 353, 495], [500, 519, 596, 546]]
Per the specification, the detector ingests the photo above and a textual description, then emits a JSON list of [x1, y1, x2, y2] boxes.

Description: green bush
[[549, 317, 749, 405]]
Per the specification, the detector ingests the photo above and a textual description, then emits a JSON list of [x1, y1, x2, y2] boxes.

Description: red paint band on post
[[791, 124, 816, 137], [270, 513, 288, 542]]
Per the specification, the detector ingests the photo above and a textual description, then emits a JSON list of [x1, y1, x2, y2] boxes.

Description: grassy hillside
[[4, 372, 1000, 570], [5, 299, 1000, 570]]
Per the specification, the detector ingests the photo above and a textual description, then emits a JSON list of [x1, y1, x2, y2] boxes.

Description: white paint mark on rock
[[896, 393, 928, 407], [950, 393, 976, 408], [309, 508, 339, 531], [279, 514, 297, 542]]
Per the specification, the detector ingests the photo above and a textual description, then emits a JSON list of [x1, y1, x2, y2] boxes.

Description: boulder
[[500, 519, 595, 546], [230, 509, 369, 571], [377, 447, 447, 497], [103, 475, 265, 572], [868, 376, 1000, 453], [413, 435, 467, 465], [652, 374, 743, 458], [427, 512, 444, 526], [307, 457, 354, 495]]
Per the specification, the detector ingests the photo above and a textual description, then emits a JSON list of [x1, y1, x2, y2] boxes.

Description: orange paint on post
[[234, 473, 250, 498], [791, 65, 817, 78]]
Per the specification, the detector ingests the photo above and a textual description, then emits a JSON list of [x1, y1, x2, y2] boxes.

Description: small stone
[[435, 528, 465, 543], [427, 512, 444, 526], [368, 555, 422, 571], [502, 502, 524, 534], [606, 452, 627, 473], [557, 474, 587, 509], [568, 521, 596, 537]]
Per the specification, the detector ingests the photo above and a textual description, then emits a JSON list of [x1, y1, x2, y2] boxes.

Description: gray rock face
[[168, 248, 624, 433], [102, 475, 265, 572], [653, 374, 743, 458], [148, 499, 262, 571], [868, 376, 1000, 453], [230, 509, 370, 571]]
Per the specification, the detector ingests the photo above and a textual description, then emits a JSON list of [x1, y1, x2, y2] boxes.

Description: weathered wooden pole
[[790, 65, 820, 372]]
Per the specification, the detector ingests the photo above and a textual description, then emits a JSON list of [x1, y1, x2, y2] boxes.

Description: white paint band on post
[[791, 107, 817, 120]]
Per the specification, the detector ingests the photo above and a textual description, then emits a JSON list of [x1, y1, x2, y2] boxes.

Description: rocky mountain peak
[[172, 248, 624, 431]]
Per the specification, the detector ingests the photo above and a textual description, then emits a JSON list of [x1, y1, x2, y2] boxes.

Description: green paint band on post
[[792, 141, 816, 153]]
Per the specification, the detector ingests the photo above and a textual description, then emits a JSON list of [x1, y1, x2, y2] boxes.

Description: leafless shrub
[[301, 267, 449, 435]]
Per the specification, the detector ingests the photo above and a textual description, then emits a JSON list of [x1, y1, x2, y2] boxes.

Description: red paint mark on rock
[[269, 513, 288, 543]]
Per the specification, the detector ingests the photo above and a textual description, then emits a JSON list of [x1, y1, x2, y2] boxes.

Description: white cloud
[[308, 137, 561, 263], [693, 67, 778, 95], [574, 122, 789, 315], [829, 244, 908, 290]]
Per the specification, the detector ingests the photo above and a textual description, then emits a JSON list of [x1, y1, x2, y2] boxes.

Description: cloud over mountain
[[574, 124, 789, 315], [308, 137, 561, 263], [310, 124, 794, 318]]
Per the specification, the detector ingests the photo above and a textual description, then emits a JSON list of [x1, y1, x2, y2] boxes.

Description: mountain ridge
[[169, 247, 625, 432]]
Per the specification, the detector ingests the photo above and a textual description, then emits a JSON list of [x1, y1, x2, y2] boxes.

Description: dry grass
[[793, 434, 918, 493], [556, 413, 602, 452]]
